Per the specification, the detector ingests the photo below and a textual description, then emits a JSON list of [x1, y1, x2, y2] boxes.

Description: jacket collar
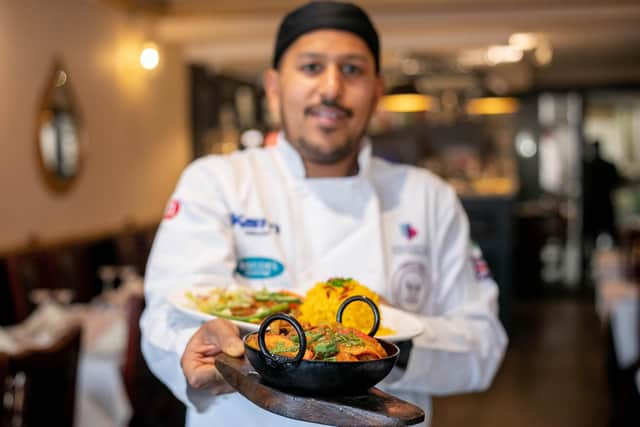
[[275, 132, 372, 180]]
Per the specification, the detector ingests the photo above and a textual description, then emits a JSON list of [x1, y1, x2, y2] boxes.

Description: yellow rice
[[297, 278, 394, 336]]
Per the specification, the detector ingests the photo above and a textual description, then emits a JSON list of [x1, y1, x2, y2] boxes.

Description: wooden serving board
[[215, 354, 425, 427]]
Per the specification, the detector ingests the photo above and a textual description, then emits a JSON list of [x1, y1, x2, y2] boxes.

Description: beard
[[290, 131, 358, 165], [280, 103, 366, 165]]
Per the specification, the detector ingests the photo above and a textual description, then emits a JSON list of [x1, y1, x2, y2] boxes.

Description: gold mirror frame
[[35, 58, 85, 194]]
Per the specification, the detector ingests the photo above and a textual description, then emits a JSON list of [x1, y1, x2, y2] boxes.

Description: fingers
[[187, 363, 220, 389], [201, 319, 244, 357], [181, 319, 244, 392]]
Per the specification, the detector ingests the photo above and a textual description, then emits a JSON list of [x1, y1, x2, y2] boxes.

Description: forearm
[[387, 311, 507, 395], [140, 300, 220, 411]]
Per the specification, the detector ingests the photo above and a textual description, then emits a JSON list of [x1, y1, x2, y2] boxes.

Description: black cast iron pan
[[243, 295, 400, 395]]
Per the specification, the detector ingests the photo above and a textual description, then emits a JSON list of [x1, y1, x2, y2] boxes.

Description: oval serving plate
[[170, 286, 424, 341]]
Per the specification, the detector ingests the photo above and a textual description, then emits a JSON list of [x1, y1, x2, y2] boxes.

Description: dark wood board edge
[[215, 354, 425, 427]]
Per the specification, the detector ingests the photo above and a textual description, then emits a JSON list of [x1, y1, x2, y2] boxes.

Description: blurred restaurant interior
[[1, 0, 640, 426]]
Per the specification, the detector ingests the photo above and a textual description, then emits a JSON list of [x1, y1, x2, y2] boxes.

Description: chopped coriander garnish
[[327, 277, 352, 288]]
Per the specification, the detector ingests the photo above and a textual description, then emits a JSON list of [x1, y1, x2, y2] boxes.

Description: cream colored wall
[[0, 0, 190, 251]]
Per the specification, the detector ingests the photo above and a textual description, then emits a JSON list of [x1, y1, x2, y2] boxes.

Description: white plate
[[169, 287, 424, 342]]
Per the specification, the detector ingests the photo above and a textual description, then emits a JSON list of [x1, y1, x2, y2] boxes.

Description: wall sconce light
[[139, 42, 160, 70]]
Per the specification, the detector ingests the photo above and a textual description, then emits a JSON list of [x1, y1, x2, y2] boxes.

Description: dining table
[[0, 278, 143, 427]]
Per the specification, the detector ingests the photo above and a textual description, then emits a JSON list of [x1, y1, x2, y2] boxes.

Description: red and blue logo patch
[[400, 223, 418, 240], [163, 199, 181, 220], [470, 242, 492, 280]]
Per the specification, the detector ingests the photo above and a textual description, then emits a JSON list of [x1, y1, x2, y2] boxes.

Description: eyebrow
[[296, 52, 369, 63]]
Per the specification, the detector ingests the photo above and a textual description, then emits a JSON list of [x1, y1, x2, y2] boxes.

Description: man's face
[[265, 29, 384, 165]]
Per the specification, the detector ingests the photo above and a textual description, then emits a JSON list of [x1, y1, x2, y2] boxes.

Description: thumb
[[204, 319, 245, 357], [220, 332, 244, 357]]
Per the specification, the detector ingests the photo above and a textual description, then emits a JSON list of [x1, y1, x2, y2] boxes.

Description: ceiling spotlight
[[534, 42, 553, 67], [509, 33, 540, 51], [486, 45, 523, 66]]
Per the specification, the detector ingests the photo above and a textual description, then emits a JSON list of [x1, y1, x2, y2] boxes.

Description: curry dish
[[246, 320, 388, 362]]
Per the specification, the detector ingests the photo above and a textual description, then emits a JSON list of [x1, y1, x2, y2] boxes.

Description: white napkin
[[0, 328, 19, 354], [7, 302, 80, 351], [611, 296, 639, 369], [99, 277, 144, 308]]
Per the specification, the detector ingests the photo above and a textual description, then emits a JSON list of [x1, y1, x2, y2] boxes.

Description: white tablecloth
[[593, 250, 640, 394], [76, 352, 131, 427], [1, 303, 133, 427], [74, 304, 132, 427]]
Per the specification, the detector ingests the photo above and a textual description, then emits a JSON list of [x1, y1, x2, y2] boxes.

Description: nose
[[320, 64, 343, 101]]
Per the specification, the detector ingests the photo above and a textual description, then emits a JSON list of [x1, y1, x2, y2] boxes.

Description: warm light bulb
[[381, 94, 433, 113], [466, 97, 520, 115], [140, 43, 159, 70]]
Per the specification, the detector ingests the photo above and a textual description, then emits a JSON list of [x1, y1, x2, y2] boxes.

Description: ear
[[263, 68, 281, 127]]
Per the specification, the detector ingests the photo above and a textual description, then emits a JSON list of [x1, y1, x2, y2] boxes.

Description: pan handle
[[258, 313, 307, 363], [336, 295, 380, 337]]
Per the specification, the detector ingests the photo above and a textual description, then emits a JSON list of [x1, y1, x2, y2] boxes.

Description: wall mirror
[[36, 59, 84, 194]]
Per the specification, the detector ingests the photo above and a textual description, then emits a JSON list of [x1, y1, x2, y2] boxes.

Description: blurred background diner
[[1, 0, 640, 426]]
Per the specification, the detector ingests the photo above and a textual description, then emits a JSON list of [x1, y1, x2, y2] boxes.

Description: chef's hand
[[181, 318, 244, 395]]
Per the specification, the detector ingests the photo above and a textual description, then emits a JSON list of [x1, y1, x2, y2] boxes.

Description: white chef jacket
[[140, 133, 508, 427]]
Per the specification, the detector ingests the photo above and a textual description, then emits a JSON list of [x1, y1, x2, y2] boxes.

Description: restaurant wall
[[0, 0, 190, 252]]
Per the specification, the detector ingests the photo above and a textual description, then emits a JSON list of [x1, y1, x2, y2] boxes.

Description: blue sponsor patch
[[235, 257, 284, 279], [230, 213, 280, 235]]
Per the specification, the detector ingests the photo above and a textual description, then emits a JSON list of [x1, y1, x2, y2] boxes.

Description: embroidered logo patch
[[230, 213, 280, 235], [163, 199, 180, 220], [390, 261, 428, 312], [400, 223, 418, 240], [236, 257, 284, 279], [470, 243, 492, 280]]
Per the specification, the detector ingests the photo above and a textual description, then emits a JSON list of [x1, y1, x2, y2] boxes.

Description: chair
[[47, 245, 94, 303], [0, 262, 17, 327], [5, 244, 96, 324], [1, 325, 82, 427], [121, 294, 185, 427], [1, 361, 26, 427], [1, 353, 20, 427], [4, 250, 50, 323], [112, 223, 159, 278]]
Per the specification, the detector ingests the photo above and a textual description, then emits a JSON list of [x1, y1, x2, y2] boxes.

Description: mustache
[[304, 99, 353, 117]]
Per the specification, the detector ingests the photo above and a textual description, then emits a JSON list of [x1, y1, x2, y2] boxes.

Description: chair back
[[1, 325, 82, 427], [121, 295, 185, 427], [5, 245, 94, 323]]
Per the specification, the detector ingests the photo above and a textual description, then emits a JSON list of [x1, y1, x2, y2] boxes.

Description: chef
[[140, 2, 508, 426]]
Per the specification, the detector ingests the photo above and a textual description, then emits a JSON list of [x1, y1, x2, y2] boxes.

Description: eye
[[300, 62, 323, 74], [341, 64, 362, 76]]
